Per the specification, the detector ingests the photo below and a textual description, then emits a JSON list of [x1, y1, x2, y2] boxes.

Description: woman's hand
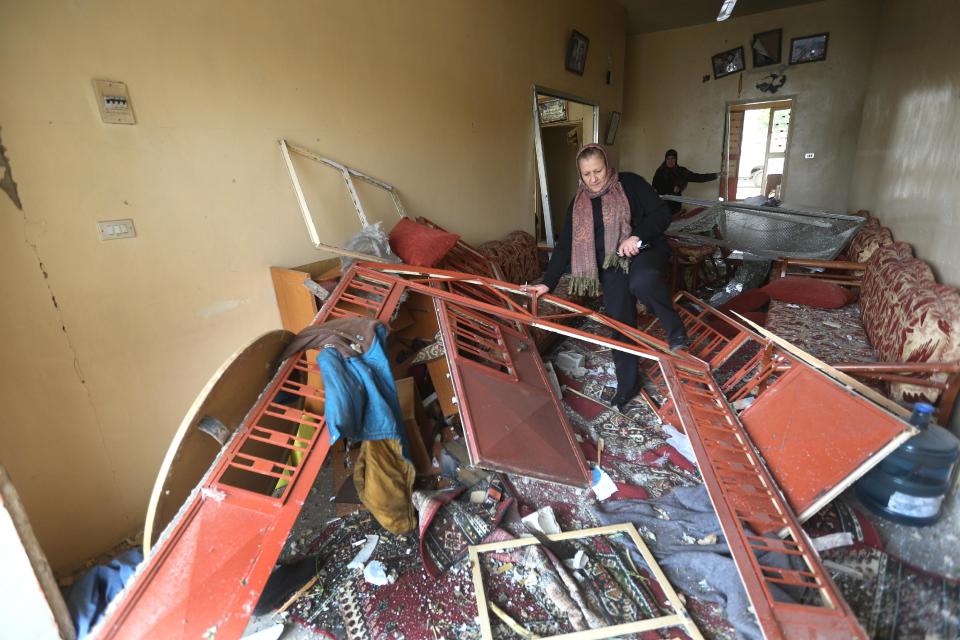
[[618, 236, 641, 258], [524, 283, 550, 297]]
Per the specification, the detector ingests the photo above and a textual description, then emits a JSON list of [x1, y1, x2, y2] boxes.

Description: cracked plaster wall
[[0, 0, 626, 571], [848, 0, 960, 288]]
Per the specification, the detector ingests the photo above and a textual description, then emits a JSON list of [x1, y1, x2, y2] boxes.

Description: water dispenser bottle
[[855, 402, 960, 526]]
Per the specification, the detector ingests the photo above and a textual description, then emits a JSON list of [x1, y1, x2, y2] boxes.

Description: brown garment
[[354, 439, 416, 535], [280, 317, 381, 361]]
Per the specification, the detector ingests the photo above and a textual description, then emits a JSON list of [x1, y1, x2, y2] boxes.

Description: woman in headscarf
[[528, 144, 688, 410], [652, 149, 719, 215]]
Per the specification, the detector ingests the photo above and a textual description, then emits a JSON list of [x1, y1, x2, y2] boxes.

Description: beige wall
[[619, 0, 877, 209], [0, 0, 625, 571], [849, 0, 960, 287]]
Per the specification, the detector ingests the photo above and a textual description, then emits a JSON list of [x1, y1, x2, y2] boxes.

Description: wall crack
[[4, 126, 130, 529]]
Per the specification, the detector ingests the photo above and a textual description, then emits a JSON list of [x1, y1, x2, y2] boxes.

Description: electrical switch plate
[[97, 218, 137, 240], [804, 152, 815, 159], [92, 79, 136, 125]]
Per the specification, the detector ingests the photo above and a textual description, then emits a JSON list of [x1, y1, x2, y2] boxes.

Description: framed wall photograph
[[712, 46, 745, 79], [565, 30, 589, 75], [605, 111, 621, 145], [752, 28, 782, 67], [790, 33, 829, 64], [538, 98, 567, 124]]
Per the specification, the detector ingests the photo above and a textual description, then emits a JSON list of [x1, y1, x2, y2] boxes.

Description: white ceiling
[[617, 0, 823, 34]]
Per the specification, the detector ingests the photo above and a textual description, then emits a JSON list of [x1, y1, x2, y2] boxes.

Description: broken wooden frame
[[142, 330, 293, 553], [278, 139, 407, 261], [642, 291, 916, 524], [98, 264, 871, 639], [468, 523, 704, 640], [362, 264, 869, 638]]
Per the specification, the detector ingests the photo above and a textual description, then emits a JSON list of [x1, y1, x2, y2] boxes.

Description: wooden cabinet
[[269, 258, 341, 332]]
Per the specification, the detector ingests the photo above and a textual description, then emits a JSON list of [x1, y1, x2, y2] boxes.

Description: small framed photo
[[790, 33, 829, 65], [752, 28, 782, 67], [538, 98, 567, 124], [565, 30, 589, 75], [712, 46, 745, 79], [605, 111, 621, 145]]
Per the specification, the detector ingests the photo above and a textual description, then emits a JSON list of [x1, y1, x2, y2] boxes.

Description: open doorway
[[532, 87, 599, 247], [722, 99, 792, 201]]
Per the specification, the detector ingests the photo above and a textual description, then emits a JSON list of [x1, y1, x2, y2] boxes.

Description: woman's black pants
[[600, 242, 686, 397]]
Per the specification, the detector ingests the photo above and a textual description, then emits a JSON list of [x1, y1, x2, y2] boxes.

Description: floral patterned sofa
[[767, 226, 960, 426], [477, 230, 541, 285]]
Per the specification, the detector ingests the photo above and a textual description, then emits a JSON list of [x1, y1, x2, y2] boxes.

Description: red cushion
[[389, 218, 460, 267], [763, 277, 855, 309], [718, 289, 770, 314]]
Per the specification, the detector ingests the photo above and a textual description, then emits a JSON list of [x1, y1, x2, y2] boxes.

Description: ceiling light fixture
[[717, 0, 738, 21]]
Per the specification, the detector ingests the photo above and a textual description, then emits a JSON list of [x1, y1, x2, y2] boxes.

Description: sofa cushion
[[719, 289, 770, 314], [389, 218, 460, 267], [847, 217, 894, 263], [766, 300, 877, 364], [479, 230, 540, 284], [763, 277, 855, 309]]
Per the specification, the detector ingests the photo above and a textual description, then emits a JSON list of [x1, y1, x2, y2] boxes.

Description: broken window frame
[[278, 138, 407, 261], [468, 522, 705, 640]]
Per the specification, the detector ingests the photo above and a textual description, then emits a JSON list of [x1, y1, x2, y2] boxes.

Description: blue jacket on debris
[[317, 322, 408, 456]]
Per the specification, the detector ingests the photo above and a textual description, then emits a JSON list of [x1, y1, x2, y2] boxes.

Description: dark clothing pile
[[652, 151, 718, 215]]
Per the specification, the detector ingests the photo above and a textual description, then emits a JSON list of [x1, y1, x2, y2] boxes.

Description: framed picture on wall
[[712, 46, 745, 79], [790, 33, 829, 64], [538, 98, 567, 123], [752, 28, 782, 67], [565, 30, 590, 75], [605, 111, 621, 145]]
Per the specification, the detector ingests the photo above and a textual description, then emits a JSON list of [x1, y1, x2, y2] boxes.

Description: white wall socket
[[97, 218, 136, 240]]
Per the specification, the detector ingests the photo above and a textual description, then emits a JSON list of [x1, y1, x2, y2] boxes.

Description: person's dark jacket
[[542, 172, 670, 291], [652, 164, 718, 214]]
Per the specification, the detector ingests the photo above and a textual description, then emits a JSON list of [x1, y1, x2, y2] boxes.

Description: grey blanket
[[593, 486, 802, 640]]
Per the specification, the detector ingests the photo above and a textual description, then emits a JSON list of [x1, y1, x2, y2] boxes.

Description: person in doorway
[[652, 149, 719, 215], [527, 144, 689, 411]]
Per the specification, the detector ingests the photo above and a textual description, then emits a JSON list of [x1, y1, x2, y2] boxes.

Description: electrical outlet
[[97, 218, 137, 240], [804, 152, 815, 159]]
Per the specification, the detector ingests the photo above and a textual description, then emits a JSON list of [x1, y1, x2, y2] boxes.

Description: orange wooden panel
[[740, 365, 912, 519]]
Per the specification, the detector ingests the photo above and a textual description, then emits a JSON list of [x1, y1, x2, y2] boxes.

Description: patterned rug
[[823, 546, 960, 639], [479, 531, 705, 639], [414, 486, 513, 578], [291, 510, 479, 639]]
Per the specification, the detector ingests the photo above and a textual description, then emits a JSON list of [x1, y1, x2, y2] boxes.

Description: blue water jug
[[855, 403, 960, 526]]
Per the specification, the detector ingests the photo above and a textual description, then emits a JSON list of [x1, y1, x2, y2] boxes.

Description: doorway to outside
[[723, 99, 793, 201]]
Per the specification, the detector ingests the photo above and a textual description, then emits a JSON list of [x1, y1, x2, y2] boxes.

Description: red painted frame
[[97, 264, 868, 640]]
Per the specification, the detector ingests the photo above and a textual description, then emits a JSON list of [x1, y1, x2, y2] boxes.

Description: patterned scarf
[[569, 144, 632, 297]]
